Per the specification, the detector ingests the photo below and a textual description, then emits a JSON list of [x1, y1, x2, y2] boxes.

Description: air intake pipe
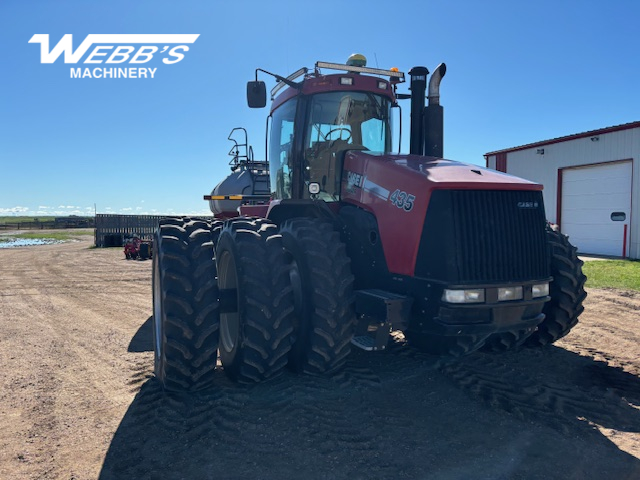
[[424, 63, 446, 158], [408, 66, 429, 155]]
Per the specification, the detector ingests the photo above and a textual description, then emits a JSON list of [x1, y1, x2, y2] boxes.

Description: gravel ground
[[0, 235, 638, 479]]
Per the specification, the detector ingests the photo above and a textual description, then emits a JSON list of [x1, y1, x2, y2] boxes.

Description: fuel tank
[[209, 165, 270, 217]]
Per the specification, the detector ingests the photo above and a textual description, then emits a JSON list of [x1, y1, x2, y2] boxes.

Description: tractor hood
[[344, 151, 541, 192], [340, 150, 545, 277]]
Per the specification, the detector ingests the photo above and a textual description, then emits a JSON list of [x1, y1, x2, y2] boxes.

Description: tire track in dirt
[[440, 347, 640, 436], [112, 330, 640, 479], [103, 337, 448, 478]]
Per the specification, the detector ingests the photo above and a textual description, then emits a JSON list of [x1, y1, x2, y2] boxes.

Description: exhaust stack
[[424, 63, 446, 158]]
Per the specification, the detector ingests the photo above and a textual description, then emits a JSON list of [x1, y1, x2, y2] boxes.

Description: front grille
[[415, 190, 549, 284]]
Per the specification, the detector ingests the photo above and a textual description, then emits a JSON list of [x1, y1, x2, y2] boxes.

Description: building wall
[[486, 127, 640, 258]]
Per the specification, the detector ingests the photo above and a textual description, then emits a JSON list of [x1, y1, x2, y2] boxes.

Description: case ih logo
[[28, 34, 200, 79]]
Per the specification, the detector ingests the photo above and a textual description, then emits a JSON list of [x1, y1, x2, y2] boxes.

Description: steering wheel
[[324, 128, 352, 142]]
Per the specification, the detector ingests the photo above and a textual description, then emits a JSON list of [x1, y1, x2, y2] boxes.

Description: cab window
[[269, 98, 297, 199]]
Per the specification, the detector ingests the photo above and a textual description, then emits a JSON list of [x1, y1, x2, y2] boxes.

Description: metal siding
[[487, 127, 640, 258]]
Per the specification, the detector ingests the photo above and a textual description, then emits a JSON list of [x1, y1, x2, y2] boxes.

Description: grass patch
[[582, 260, 640, 291], [0, 229, 94, 242]]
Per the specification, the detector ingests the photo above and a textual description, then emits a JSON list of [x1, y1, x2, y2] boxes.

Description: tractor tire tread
[[154, 217, 219, 391], [480, 328, 536, 353], [281, 218, 356, 376], [218, 219, 294, 383], [524, 227, 587, 347]]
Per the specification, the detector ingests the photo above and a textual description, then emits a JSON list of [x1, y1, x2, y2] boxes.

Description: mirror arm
[[255, 68, 302, 90]]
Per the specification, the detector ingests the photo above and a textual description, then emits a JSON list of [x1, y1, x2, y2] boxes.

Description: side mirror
[[247, 81, 267, 108]]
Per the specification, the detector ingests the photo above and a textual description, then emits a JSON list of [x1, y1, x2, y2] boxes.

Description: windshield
[[305, 91, 392, 153], [303, 91, 392, 200]]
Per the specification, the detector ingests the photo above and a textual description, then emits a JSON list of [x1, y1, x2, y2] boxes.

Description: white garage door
[[561, 161, 632, 257]]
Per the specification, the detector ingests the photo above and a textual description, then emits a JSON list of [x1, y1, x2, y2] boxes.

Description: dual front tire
[[280, 218, 356, 375], [215, 219, 294, 383], [403, 226, 587, 355], [480, 227, 587, 352]]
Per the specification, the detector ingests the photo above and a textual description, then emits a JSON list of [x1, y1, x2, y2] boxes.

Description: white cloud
[[122, 207, 133, 212], [0, 206, 29, 214]]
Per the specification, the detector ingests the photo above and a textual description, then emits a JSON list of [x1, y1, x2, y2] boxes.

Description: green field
[[0, 216, 58, 224], [582, 259, 640, 292]]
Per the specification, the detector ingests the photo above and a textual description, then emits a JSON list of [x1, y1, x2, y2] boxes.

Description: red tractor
[[152, 55, 586, 391], [124, 236, 152, 260]]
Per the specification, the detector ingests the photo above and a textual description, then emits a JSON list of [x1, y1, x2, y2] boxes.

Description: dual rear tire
[[153, 218, 220, 391], [153, 216, 356, 391]]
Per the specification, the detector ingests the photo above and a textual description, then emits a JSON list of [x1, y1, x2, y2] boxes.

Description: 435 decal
[[389, 189, 416, 211]]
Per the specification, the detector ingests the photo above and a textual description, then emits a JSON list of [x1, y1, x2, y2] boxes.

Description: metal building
[[485, 121, 640, 259]]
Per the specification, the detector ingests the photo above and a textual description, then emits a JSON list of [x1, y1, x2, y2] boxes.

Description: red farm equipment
[[152, 55, 586, 391], [124, 236, 152, 261]]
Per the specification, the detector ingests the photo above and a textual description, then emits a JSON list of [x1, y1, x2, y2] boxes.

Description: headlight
[[498, 286, 523, 301], [532, 283, 550, 298], [442, 289, 485, 304]]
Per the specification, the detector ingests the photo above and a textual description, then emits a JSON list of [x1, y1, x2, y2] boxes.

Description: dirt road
[[0, 236, 638, 479]]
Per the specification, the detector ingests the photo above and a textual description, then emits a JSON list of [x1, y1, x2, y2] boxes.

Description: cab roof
[[270, 61, 405, 112]]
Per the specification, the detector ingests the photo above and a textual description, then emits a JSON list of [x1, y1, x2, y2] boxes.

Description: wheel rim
[[218, 249, 239, 353]]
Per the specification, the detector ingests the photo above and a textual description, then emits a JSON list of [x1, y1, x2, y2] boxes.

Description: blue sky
[[1, 0, 638, 216]]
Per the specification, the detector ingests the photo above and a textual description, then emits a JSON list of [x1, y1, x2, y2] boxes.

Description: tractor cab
[[270, 89, 394, 202], [250, 56, 404, 203]]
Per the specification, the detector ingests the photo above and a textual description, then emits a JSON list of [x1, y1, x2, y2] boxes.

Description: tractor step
[[351, 289, 413, 351], [351, 334, 383, 351]]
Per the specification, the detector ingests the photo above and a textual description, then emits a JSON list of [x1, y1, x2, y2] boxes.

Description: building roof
[[484, 120, 640, 157]]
